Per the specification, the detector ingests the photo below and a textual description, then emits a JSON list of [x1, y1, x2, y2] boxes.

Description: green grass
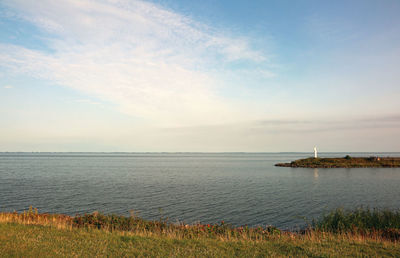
[[1, 223, 400, 257], [275, 156, 400, 168], [1, 207, 400, 257]]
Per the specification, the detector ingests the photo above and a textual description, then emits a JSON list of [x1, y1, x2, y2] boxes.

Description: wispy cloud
[[254, 114, 400, 133], [3, 85, 13, 89], [74, 99, 101, 105], [0, 0, 271, 126]]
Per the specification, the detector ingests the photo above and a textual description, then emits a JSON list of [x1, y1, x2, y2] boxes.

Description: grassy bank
[[1, 208, 400, 257], [275, 156, 400, 168]]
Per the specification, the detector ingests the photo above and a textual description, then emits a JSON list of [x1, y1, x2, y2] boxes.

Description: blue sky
[[1, 0, 400, 152]]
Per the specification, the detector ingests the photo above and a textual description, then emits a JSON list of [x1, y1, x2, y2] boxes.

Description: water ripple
[[1, 152, 400, 228]]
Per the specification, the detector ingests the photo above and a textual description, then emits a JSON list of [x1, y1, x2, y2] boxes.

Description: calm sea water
[[1, 152, 400, 229]]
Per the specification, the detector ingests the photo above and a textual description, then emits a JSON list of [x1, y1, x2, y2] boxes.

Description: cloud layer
[[0, 0, 268, 126]]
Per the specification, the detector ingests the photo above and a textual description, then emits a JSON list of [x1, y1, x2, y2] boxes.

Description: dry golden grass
[[0, 207, 73, 230], [1, 208, 399, 245]]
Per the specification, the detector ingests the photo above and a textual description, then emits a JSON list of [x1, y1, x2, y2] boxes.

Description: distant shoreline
[[1, 152, 400, 154], [275, 156, 400, 168]]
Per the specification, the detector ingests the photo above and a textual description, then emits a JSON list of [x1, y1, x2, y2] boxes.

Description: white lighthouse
[[314, 146, 318, 158]]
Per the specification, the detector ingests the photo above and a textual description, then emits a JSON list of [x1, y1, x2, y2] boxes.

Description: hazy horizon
[[1, 0, 400, 152], [1, 151, 400, 154]]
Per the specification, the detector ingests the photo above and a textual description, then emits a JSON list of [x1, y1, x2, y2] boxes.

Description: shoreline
[[1, 207, 399, 237]]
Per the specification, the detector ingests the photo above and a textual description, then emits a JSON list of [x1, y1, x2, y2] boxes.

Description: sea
[[1, 152, 400, 229]]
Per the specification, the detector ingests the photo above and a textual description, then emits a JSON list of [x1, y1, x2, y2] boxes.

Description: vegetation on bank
[[1, 207, 400, 256], [315, 208, 400, 241], [0, 206, 281, 241], [275, 156, 400, 168]]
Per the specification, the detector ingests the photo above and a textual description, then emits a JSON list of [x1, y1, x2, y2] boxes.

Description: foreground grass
[[1, 223, 400, 257], [275, 156, 400, 168], [1, 208, 400, 257]]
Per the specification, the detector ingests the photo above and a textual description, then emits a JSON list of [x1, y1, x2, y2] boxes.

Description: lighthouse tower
[[314, 147, 318, 158]]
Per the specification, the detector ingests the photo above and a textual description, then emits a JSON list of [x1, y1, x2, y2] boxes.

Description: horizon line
[[1, 151, 399, 154]]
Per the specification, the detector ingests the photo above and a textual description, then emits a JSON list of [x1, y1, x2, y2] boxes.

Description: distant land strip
[[275, 156, 400, 168]]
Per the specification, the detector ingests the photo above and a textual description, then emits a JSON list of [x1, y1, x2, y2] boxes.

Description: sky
[[0, 0, 400, 152]]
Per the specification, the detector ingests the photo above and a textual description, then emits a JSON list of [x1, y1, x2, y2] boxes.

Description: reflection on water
[[1, 152, 400, 229], [313, 168, 319, 179]]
